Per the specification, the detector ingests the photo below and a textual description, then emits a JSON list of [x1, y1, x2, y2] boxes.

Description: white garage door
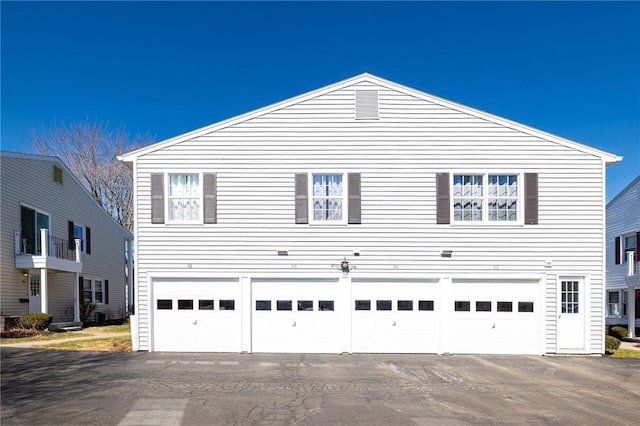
[[152, 279, 242, 352], [448, 280, 541, 354], [351, 280, 440, 353], [251, 279, 343, 353]]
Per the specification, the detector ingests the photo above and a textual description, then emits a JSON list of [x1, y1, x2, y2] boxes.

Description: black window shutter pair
[[68, 221, 91, 254], [295, 173, 362, 224], [151, 173, 217, 224], [436, 173, 539, 224]]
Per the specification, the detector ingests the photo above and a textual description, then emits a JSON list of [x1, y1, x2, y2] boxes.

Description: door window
[[561, 280, 579, 313]]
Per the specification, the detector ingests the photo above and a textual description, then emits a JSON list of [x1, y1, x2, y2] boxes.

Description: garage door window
[[319, 300, 334, 311], [297, 300, 313, 311], [497, 301, 513, 312], [157, 299, 172, 310], [178, 299, 193, 310], [355, 300, 371, 310], [256, 300, 271, 311], [419, 300, 434, 311], [199, 299, 214, 310], [219, 300, 235, 310], [376, 300, 392, 310], [455, 301, 470, 311], [277, 300, 292, 311], [398, 300, 413, 311], [476, 301, 492, 312], [518, 302, 534, 312]]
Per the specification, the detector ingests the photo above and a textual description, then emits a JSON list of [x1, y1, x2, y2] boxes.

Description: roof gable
[[607, 174, 640, 208], [119, 73, 621, 165]]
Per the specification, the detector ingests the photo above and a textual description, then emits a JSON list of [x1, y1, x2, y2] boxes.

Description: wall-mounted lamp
[[332, 257, 356, 276], [22, 271, 29, 278], [440, 250, 453, 258]]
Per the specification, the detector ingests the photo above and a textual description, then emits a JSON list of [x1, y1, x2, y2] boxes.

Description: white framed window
[[168, 173, 201, 223], [607, 290, 621, 317], [452, 173, 520, 223], [73, 224, 85, 252], [310, 173, 346, 224], [83, 278, 106, 304], [623, 234, 637, 263]]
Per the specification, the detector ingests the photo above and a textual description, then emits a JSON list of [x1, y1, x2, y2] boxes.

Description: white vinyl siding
[[127, 78, 612, 354]]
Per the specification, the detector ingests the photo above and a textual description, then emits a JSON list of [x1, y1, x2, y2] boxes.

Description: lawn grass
[[42, 335, 131, 352], [83, 323, 130, 333], [612, 348, 640, 359], [0, 332, 92, 345]]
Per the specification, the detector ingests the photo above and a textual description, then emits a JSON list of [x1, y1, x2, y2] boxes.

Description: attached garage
[[152, 278, 242, 352], [447, 279, 542, 354]]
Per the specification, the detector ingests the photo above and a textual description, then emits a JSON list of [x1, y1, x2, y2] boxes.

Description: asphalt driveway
[[1, 348, 639, 425]]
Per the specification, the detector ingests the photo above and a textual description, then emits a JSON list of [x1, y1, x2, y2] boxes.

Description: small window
[[277, 300, 292, 311], [297, 300, 313, 311], [397, 300, 413, 311], [497, 301, 513, 312], [157, 299, 173, 310], [419, 300, 434, 311], [476, 301, 492, 312], [256, 300, 271, 311], [518, 302, 534, 312], [219, 300, 235, 310], [455, 301, 471, 312], [376, 300, 392, 311], [607, 290, 620, 317], [199, 299, 214, 310], [94, 280, 104, 304], [355, 300, 371, 311], [53, 165, 63, 184], [178, 299, 194, 310], [311, 174, 345, 223], [319, 300, 334, 311]]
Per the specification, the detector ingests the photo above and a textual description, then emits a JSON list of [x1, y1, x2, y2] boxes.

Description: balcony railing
[[627, 251, 638, 277], [15, 229, 80, 262]]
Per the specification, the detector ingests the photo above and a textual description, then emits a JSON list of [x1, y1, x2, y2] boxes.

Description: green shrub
[[21, 313, 53, 330], [610, 326, 629, 340], [605, 335, 621, 354]]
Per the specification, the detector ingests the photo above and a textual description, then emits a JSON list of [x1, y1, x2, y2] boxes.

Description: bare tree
[[30, 120, 152, 232]]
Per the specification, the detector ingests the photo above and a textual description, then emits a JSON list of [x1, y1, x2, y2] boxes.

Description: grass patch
[[611, 348, 640, 359], [42, 335, 131, 352], [83, 323, 130, 333], [0, 332, 92, 345]]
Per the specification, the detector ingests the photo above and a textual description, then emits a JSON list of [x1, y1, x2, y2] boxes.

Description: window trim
[[82, 277, 106, 305], [73, 223, 86, 253], [607, 290, 621, 318], [308, 171, 348, 225], [450, 171, 524, 225], [165, 171, 204, 224]]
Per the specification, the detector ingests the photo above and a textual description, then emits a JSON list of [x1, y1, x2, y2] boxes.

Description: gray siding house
[[605, 175, 640, 337], [0, 151, 132, 326], [121, 73, 620, 354]]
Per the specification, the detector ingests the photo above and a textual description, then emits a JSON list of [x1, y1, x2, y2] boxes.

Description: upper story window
[[151, 172, 217, 225], [615, 231, 639, 265], [452, 173, 519, 223], [624, 234, 637, 263], [168, 174, 201, 222], [295, 173, 361, 225], [73, 224, 85, 252], [312, 174, 344, 223]]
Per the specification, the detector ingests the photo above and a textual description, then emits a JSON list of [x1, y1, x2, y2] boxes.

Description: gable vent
[[355, 90, 379, 120]]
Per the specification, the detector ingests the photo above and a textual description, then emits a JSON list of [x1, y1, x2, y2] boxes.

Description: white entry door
[[557, 278, 585, 351], [29, 273, 41, 313]]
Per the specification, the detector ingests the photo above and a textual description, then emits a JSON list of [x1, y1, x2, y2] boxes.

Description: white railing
[[15, 229, 81, 262], [627, 251, 637, 276]]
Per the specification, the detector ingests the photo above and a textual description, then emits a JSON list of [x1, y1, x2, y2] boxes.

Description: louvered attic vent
[[355, 90, 379, 120]]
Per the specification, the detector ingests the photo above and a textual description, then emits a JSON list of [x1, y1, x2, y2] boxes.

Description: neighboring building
[[0, 151, 132, 326], [605, 175, 640, 337], [120, 73, 620, 354]]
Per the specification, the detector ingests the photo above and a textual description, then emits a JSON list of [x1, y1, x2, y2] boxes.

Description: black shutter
[[79, 276, 84, 303], [151, 173, 165, 224], [636, 232, 640, 264], [104, 280, 109, 305], [524, 173, 539, 225], [85, 227, 91, 254], [348, 173, 362, 224], [615, 236, 621, 265], [68, 221, 75, 251], [436, 173, 450, 224], [203, 173, 217, 224], [295, 174, 308, 224]]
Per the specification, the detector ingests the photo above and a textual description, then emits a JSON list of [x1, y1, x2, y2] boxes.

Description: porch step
[[49, 322, 83, 332]]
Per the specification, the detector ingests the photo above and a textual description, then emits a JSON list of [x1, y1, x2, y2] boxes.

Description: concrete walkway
[[620, 340, 640, 351], [0, 330, 130, 348]]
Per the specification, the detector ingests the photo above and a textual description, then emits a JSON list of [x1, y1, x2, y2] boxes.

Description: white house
[[0, 151, 132, 327], [120, 73, 620, 354], [605, 175, 639, 337]]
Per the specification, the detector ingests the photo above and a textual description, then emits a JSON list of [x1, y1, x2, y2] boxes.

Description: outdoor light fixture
[[22, 271, 28, 278], [332, 257, 356, 275]]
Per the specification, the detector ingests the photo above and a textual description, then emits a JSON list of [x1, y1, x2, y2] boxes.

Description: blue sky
[[2, 1, 639, 200]]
